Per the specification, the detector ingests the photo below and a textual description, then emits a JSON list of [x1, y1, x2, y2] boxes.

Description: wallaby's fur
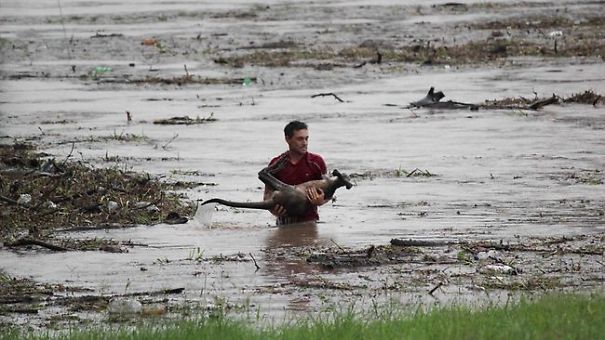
[[199, 158, 352, 217]]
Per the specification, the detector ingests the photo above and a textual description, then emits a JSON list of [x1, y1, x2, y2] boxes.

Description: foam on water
[[192, 202, 216, 227]]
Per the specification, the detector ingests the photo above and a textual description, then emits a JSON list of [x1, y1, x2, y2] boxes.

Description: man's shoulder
[[305, 152, 327, 173], [306, 152, 325, 162], [269, 152, 288, 165]]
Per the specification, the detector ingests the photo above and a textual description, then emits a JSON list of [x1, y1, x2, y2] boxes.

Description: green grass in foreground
[[5, 293, 604, 340]]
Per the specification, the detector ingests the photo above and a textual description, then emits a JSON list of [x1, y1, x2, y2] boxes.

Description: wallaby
[[199, 159, 352, 217]]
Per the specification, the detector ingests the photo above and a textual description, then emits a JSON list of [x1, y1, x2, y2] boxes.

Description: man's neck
[[287, 150, 305, 164]]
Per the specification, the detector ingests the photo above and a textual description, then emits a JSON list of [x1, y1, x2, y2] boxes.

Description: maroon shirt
[[268, 151, 327, 223]]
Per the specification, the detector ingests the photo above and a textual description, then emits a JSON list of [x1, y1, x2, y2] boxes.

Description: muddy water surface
[[1, 0, 604, 330]]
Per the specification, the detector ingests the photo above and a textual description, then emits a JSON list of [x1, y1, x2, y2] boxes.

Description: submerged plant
[[187, 247, 205, 262]]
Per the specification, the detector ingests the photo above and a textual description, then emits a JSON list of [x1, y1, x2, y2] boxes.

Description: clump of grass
[[563, 169, 603, 185], [0, 36, 11, 49], [99, 131, 150, 143], [215, 33, 605, 68], [7, 293, 603, 340]]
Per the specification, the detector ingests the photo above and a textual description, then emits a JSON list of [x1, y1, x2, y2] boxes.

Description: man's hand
[[271, 204, 287, 217], [307, 187, 325, 206]]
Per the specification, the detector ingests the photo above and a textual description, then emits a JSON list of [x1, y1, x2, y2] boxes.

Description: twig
[[311, 92, 344, 103], [0, 195, 19, 205], [56, 0, 72, 59], [353, 61, 367, 68], [406, 168, 419, 177], [162, 133, 179, 150], [61, 142, 75, 166], [249, 253, 260, 271], [428, 281, 443, 295], [330, 238, 346, 252]]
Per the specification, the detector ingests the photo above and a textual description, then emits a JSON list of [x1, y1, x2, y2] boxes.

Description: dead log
[[529, 94, 558, 110], [124, 287, 185, 297], [6, 238, 68, 251], [390, 238, 456, 247]]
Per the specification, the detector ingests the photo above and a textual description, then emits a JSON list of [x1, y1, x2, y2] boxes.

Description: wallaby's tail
[[200, 198, 274, 211]]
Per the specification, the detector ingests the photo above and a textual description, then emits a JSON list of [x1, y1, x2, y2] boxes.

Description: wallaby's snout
[[332, 169, 353, 190]]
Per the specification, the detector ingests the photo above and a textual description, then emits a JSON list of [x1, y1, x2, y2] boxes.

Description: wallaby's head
[[332, 169, 353, 190], [321, 169, 352, 200]]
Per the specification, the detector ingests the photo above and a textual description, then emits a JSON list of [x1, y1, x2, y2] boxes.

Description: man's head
[[284, 120, 308, 138], [284, 120, 309, 156]]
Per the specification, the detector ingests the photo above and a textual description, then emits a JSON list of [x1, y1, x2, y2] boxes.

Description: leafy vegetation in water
[[0, 143, 194, 245]]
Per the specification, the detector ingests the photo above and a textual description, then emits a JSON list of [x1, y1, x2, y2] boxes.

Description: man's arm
[[307, 157, 329, 206], [306, 187, 329, 206]]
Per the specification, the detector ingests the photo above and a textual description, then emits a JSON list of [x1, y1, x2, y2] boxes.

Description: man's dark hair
[[284, 120, 308, 138]]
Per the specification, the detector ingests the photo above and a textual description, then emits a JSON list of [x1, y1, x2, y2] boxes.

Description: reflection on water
[[263, 222, 331, 311], [265, 222, 323, 249]]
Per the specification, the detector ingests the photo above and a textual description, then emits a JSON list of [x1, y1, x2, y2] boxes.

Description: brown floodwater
[[1, 0, 604, 331]]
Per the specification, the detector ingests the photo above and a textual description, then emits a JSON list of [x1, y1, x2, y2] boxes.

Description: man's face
[[286, 128, 309, 155]]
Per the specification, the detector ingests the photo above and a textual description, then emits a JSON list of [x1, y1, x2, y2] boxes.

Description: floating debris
[[0, 143, 194, 246], [563, 90, 605, 105], [153, 114, 217, 125]]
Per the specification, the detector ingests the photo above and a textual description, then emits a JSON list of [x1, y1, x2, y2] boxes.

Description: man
[[263, 121, 328, 225]]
